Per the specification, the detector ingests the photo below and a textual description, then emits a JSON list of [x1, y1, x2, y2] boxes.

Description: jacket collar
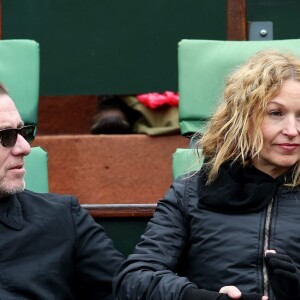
[[197, 161, 284, 214], [0, 194, 24, 230]]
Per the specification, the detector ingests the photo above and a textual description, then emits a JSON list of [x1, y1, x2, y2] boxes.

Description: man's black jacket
[[0, 189, 124, 299]]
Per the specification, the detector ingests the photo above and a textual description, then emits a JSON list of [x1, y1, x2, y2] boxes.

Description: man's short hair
[[0, 82, 8, 95]]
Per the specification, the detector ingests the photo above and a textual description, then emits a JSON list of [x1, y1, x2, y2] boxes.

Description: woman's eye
[[269, 110, 283, 117]]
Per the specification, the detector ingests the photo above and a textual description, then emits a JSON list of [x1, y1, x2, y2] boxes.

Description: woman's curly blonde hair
[[197, 49, 300, 185]]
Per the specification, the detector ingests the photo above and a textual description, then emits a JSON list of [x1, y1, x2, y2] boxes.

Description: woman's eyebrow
[[267, 101, 284, 106]]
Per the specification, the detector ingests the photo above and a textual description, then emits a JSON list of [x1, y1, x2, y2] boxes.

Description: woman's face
[[252, 79, 300, 178]]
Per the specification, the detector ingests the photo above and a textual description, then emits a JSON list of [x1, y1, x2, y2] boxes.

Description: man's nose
[[11, 134, 31, 156]]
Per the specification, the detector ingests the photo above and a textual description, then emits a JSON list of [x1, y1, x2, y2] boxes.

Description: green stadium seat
[[25, 147, 49, 193], [172, 148, 202, 180]]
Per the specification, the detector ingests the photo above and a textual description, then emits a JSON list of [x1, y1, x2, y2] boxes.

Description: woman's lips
[[277, 143, 299, 151]]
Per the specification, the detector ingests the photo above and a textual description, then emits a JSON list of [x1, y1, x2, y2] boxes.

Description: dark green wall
[[98, 218, 149, 257], [3, 1, 300, 96], [2, 0, 226, 95]]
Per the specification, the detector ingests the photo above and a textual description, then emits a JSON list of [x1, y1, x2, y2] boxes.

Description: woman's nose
[[282, 117, 299, 137]]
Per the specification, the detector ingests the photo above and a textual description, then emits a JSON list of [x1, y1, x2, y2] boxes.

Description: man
[[0, 82, 124, 299]]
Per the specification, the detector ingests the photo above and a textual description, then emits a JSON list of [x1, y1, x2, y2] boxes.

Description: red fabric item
[[137, 91, 179, 109]]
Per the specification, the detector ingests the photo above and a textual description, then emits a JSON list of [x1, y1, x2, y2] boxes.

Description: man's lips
[[7, 164, 24, 171]]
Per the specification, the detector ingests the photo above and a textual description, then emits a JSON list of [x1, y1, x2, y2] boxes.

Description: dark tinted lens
[[0, 129, 18, 147], [19, 125, 36, 144], [0, 125, 36, 148]]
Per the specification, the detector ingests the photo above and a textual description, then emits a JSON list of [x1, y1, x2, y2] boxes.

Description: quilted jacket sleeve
[[71, 197, 125, 300], [113, 178, 197, 300]]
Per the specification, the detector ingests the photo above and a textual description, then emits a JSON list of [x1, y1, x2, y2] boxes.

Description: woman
[[113, 50, 300, 300]]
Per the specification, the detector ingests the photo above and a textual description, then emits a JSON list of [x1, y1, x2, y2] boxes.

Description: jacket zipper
[[262, 197, 274, 297]]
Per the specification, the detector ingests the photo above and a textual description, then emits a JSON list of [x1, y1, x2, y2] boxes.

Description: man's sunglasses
[[0, 125, 36, 148]]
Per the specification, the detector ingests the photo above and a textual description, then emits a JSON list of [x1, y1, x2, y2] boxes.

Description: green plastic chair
[[25, 147, 48, 193], [0, 39, 48, 192], [173, 39, 300, 179]]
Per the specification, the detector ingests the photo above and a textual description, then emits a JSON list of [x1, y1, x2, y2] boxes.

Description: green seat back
[[0, 39, 48, 192], [24, 147, 49, 192], [178, 39, 300, 135], [174, 39, 300, 179], [172, 148, 203, 180], [0, 40, 39, 124]]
